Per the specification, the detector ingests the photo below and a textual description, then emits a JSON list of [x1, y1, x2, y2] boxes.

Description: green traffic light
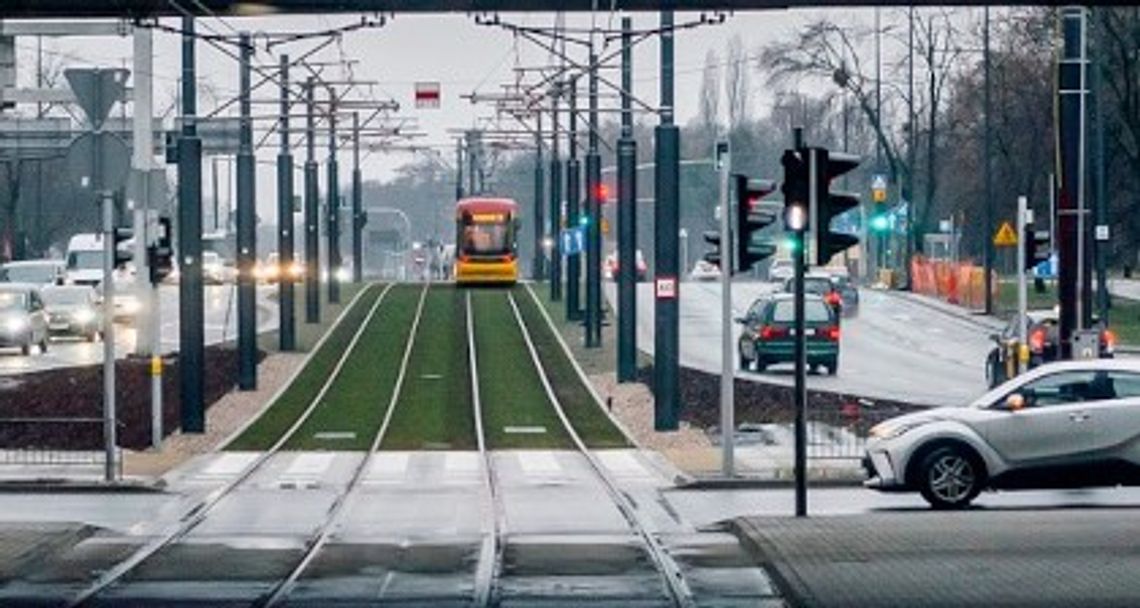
[[579, 215, 589, 227], [870, 215, 890, 232], [783, 236, 799, 252]]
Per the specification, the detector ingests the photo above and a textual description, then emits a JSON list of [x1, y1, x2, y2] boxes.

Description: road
[[611, 280, 996, 406], [0, 284, 278, 377]]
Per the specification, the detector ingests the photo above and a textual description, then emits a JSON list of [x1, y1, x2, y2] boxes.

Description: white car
[[688, 259, 721, 281], [0, 259, 65, 286], [864, 359, 1140, 509]]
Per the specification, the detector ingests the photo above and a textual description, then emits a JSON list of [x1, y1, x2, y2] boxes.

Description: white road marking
[[312, 431, 356, 440], [596, 451, 651, 479], [364, 453, 410, 485], [503, 426, 547, 434], [201, 452, 259, 477]]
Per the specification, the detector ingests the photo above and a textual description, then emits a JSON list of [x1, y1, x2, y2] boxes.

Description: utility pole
[[352, 111, 364, 284], [304, 77, 320, 323], [177, 16, 204, 433], [534, 115, 545, 280], [277, 54, 295, 351], [550, 87, 562, 302], [585, 45, 602, 348], [983, 7, 994, 315], [616, 16, 637, 382], [236, 32, 256, 391], [327, 87, 340, 303], [654, 10, 681, 429], [566, 77, 582, 321]]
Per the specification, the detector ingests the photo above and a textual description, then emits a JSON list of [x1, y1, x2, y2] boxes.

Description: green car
[[736, 293, 840, 375]]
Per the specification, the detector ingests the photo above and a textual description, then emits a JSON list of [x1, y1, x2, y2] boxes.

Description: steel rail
[[68, 282, 394, 607], [505, 291, 696, 608], [467, 290, 506, 607], [257, 281, 431, 606]]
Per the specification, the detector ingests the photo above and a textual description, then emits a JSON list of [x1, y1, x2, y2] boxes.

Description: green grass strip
[[514, 287, 630, 449], [282, 285, 422, 451], [472, 289, 572, 450], [226, 284, 383, 451], [381, 286, 476, 450]]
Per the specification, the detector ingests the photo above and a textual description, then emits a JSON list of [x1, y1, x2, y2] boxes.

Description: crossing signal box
[[148, 216, 175, 284], [1024, 224, 1050, 270], [810, 148, 861, 266], [735, 175, 779, 272], [112, 226, 133, 269]]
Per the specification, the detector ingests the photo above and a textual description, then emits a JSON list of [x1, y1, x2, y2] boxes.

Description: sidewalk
[[876, 288, 1005, 331], [730, 509, 1140, 607]]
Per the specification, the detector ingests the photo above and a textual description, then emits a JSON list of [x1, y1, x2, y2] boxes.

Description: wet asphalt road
[[613, 281, 996, 407], [0, 284, 278, 377]]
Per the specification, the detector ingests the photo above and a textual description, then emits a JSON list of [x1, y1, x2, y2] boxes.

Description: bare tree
[[699, 49, 721, 136], [725, 35, 751, 130]]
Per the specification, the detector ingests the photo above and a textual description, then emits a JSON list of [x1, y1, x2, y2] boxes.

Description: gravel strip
[[122, 353, 307, 478]]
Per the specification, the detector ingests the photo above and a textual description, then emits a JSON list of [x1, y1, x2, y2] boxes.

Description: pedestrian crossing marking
[[518, 451, 561, 474], [202, 453, 259, 477], [596, 451, 651, 479], [444, 452, 480, 473]]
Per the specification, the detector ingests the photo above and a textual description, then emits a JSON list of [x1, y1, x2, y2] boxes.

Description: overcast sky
[[10, 8, 946, 220]]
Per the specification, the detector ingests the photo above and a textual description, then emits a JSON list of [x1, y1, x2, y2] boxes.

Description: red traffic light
[[594, 182, 611, 203]]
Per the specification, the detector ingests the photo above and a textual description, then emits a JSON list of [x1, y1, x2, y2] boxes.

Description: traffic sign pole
[[1017, 196, 1028, 374], [101, 190, 117, 482], [716, 140, 733, 478]]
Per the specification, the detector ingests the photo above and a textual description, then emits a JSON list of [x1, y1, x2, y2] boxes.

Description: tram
[[454, 197, 520, 285]]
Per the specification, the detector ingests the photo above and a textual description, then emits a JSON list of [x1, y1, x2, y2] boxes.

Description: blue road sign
[[561, 227, 584, 256]]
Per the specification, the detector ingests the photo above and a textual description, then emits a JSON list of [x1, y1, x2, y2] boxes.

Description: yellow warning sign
[[601, 217, 610, 235], [994, 221, 1018, 247]]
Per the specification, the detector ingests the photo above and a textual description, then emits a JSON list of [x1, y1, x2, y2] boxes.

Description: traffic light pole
[[277, 54, 296, 351], [585, 49, 602, 348], [616, 18, 637, 382], [654, 10, 681, 430], [304, 78, 321, 323], [177, 16, 204, 434], [716, 141, 733, 478], [795, 140, 812, 518], [101, 190, 117, 481], [236, 32, 257, 391]]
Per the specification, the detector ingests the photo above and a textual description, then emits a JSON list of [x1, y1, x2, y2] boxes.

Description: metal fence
[[0, 418, 120, 477], [805, 401, 905, 460]]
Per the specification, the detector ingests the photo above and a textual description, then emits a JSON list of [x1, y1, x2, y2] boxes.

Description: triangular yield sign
[[993, 221, 1019, 247], [65, 68, 129, 131]]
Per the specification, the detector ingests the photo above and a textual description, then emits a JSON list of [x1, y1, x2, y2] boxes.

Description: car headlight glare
[[869, 420, 928, 440], [5, 317, 28, 333], [73, 308, 96, 323]]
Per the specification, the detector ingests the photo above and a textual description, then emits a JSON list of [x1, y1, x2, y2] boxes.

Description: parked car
[[0, 284, 49, 355], [0, 259, 65, 286], [767, 259, 793, 283], [689, 259, 721, 282], [736, 292, 840, 375], [985, 309, 1115, 388], [604, 249, 647, 282], [41, 285, 102, 342], [865, 359, 1140, 509], [830, 275, 860, 316], [784, 273, 844, 316]]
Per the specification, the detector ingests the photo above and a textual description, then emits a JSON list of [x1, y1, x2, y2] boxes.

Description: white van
[[65, 233, 135, 287]]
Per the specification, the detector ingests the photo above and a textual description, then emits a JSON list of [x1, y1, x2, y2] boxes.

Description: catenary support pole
[[277, 54, 296, 351], [1058, 6, 1088, 355], [177, 16, 204, 433], [327, 87, 340, 303], [566, 78, 582, 321], [352, 112, 364, 284], [236, 32, 257, 391], [617, 17, 637, 382], [534, 117, 545, 281], [304, 77, 320, 323], [983, 7, 994, 315], [654, 10, 681, 429], [585, 47, 602, 348], [550, 90, 562, 302]]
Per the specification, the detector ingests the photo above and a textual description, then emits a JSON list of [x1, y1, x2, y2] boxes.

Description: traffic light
[[112, 226, 133, 269], [702, 229, 725, 269], [780, 148, 809, 232], [148, 216, 174, 284], [735, 174, 779, 271], [869, 212, 890, 233], [1024, 223, 1050, 270], [811, 148, 861, 266]]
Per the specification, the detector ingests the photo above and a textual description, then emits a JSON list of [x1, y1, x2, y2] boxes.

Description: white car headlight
[[868, 420, 932, 440], [73, 308, 96, 323], [335, 266, 351, 282]]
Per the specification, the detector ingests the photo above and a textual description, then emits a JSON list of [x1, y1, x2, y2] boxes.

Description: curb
[[0, 478, 165, 493], [675, 471, 865, 490], [877, 289, 1004, 331]]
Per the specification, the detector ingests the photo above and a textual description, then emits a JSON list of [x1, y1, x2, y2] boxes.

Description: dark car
[[0, 284, 49, 355], [41, 285, 102, 342], [985, 309, 1115, 388], [737, 293, 841, 375], [783, 274, 844, 316], [830, 275, 859, 316]]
